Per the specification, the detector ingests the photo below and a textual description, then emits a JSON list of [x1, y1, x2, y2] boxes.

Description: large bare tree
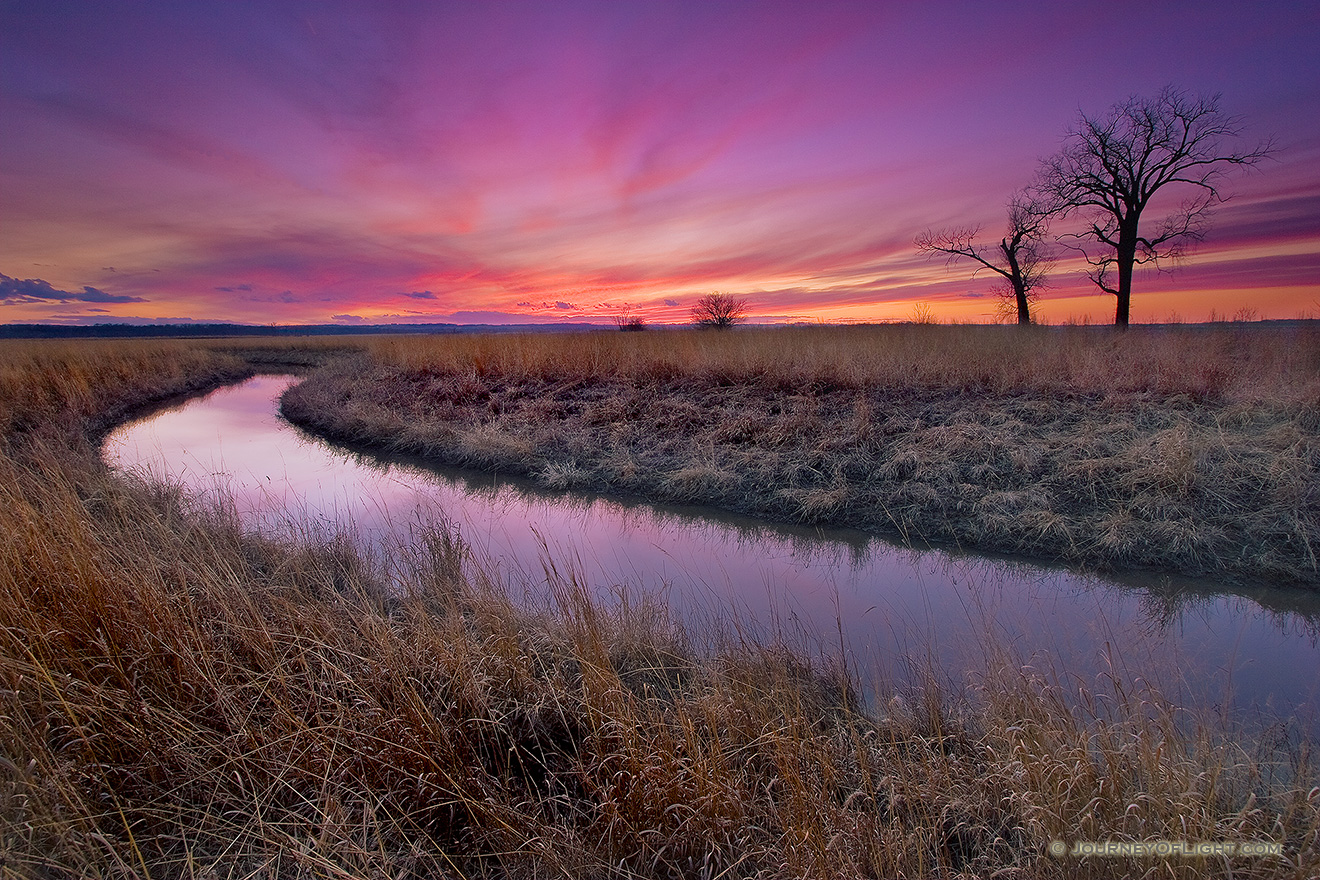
[[915, 194, 1051, 325], [1036, 87, 1272, 327], [690, 292, 749, 328]]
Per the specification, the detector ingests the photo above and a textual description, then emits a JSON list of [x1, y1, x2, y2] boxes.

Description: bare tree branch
[[916, 193, 1052, 324]]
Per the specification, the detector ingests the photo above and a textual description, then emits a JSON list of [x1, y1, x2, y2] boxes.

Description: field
[[284, 323, 1320, 585], [1, 331, 1318, 879]]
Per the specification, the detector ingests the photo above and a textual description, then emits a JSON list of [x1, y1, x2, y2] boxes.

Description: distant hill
[[0, 322, 611, 339]]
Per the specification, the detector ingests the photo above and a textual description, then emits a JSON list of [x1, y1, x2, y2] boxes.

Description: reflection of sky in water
[[103, 375, 1320, 727]]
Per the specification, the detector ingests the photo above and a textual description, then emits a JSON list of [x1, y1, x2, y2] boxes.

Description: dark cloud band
[[0, 273, 145, 304]]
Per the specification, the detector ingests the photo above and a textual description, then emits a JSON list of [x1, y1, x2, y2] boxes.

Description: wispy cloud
[[2, 2, 1316, 323]]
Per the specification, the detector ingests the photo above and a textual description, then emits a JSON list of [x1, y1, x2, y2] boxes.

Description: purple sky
[[2, 1, 1317, 325]]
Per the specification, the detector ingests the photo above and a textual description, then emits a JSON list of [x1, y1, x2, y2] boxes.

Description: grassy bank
[[2, 336, 1318, 878], [281, 323, 1320, 587]]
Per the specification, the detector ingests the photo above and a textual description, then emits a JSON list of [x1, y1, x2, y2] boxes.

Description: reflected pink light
[[100, 375, 1320, 721]]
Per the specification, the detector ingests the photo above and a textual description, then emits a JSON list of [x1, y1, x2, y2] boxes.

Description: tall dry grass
[[283, 324, 1320, 585], [1, 336, 1317, 878], [359, 324, 1320, 404], [0, 336, 359, 449]]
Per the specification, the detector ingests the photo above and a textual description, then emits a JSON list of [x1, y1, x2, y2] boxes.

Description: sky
[[2, 0, 1317, 326]]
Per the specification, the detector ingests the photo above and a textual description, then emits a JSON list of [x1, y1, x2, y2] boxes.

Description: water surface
[[103, 375, 1320, 725]]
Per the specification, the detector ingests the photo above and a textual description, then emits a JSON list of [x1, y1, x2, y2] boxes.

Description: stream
[[103, 374, 1320, 726]]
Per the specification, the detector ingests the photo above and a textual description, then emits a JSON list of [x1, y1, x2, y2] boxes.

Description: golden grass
[[349, 324, 1316, 402], [282, 324, 1320, 584], [1, 335, 1317, 878]]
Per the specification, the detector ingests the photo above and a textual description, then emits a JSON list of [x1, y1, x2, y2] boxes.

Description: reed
[[1, 335, 1316, 878]]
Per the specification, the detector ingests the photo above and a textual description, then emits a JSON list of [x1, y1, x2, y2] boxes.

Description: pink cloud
[[2, 1, 1317, 324]]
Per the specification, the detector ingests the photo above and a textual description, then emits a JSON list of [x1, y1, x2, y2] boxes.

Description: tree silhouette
[[612, 303, 647, 331], [915, 193, 1051, 325], [690, 292, 749, 328], [1036, 87, 1273, 327]]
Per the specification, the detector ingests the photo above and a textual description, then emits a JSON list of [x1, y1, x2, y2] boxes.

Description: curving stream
[[103, 374, 1320, 726]]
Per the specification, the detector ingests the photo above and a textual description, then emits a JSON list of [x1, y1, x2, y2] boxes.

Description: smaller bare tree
[[915, 194, 1051, 325], [691, 292, 749, 328], [612, 303, 647, 331]]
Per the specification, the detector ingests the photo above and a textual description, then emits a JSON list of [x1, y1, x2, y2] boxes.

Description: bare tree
[[612, 303, 647, 331], [1036, 87, 1273, 327], [915, 194, 1051, 325], [690, 292, 749, 328]]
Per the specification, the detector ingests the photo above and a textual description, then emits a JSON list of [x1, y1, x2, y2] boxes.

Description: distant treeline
[[0, 322, 608, 339], [3, 319, 1311, 340]]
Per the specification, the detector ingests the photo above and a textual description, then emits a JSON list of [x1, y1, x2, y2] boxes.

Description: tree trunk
[[1114, 228, 1137, 329], [1005, 246, 1031, 325], [1115, 287, 1131, 327]]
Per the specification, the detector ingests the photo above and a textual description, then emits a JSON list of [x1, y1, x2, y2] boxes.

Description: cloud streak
[[1, 1, 1317, 324], [0, 274, 146, 304]]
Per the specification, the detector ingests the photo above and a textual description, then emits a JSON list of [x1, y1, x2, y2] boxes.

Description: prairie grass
[[282, 323, 1320, 585], [1, 336, 1317, 878], [0, 336, 358, 448]]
